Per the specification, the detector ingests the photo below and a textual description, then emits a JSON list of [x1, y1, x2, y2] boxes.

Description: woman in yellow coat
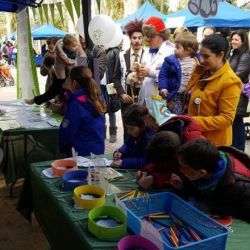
[[186, 34, 241, 147]]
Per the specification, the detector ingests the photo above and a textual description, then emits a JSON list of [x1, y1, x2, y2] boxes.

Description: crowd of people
[[0, 40, 17, 65], [24, 17, 250, 222]]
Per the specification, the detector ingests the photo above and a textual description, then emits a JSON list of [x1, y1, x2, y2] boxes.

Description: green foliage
[[0, 16, 6, 37], [226, 0, 237, 5], [0, 13, 17, 37], [103, 0, 124, 19], [30, 5, 68, 32], [10, 14, 17, 31], [140, 0, 169, 14], [176, 0, 186, 11]]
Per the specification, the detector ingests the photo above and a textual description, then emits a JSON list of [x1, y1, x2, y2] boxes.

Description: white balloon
[[76, 15, 84, 37], [88, 14, 116, 45], [106, 24, 123, 48]]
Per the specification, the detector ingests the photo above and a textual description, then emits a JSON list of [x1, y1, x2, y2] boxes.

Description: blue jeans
[[232, 117, 245, 151]]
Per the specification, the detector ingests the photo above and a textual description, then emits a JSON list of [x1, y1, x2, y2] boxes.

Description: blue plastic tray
[[118, 192, 228, 250]]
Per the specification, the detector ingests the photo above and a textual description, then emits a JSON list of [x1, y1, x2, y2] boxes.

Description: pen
[[149, 215, 170, 219], [189, 228, 201, 241], [169, 227, 179, 247], [118, 190, 135, 200]]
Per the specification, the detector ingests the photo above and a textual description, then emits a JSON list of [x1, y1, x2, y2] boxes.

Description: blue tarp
[[0, 0, 40, 12], [166, 2, 250, 28], [117, 1, 167, 27], [6, 25, 40, 41], [32, 23, 67, 40]]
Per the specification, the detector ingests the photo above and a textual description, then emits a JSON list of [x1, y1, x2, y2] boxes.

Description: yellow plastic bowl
[[74, 185, 105, 209]]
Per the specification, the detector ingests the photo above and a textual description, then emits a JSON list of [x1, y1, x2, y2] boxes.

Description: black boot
[[109, 126, 117, 143]]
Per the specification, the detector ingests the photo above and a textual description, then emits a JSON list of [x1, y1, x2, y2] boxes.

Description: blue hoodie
[[59, 88, 105, 157], [118, 129, 156, 169], [158, 54, 181, 101]]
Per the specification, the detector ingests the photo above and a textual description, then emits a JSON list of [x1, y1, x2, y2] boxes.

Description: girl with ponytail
[[59, 66, 106, 156]]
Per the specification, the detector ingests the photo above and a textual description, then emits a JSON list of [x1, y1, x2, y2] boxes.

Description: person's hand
[[138, 172, 153, 189], [170, 173, 183, 189], [160, 89, 169, 98], [110, 159, 122, 168], [138, 64, 149, 78], [167, 100, 175, 112], [113, 150, 122, 161], [127, 72, 138, 85], [136, 170, 143, 181], [121, 94, 133, 104]]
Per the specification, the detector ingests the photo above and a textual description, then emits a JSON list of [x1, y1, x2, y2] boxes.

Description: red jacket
[[141, 161, 181, 189], [218, 146, 250, 178], [140, 115, 204, 188], [159, 115, 204, 143]]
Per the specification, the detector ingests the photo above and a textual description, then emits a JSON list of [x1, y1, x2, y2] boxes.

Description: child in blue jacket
[[158, 32, 199, 114], [59, 66, 106, 157], [111, 104, 158, 169]]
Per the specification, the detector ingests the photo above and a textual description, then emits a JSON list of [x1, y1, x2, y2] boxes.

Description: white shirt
[[138, 40, 175, 113], [130, 48, 143, 70]]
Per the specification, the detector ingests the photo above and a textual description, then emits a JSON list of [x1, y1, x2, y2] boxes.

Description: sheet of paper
[[105, 167, 123, 180], [41, 168, 58, 178], [76, 157, 112, 167], [0, 100, 60, 129]]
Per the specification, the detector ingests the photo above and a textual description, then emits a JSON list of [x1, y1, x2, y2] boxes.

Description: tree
[[176, 0, 187, 11], [140, 0, 169, 14], [100, 0, 124, 19], [227, 0, 237, 4], [124, 0, 140, 17], [238, 0, 250, 9]]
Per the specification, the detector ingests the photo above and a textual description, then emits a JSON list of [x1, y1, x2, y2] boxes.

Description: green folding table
[[18, 161, 250, 250]]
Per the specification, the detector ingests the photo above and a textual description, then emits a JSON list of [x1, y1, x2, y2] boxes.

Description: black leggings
[[34, 78, 65, 105]]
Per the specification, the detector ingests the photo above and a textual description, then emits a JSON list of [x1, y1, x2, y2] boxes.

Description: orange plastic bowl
[[51, 159, 77, 176]]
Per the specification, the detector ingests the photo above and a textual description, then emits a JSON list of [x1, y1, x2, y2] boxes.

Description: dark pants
[[100, 85, 117, 129], [34, 78, 65, 105], [232, 116, 246, 151], [121, 102, 131, 142]]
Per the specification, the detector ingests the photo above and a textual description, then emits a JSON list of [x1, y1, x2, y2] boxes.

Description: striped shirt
[[178, 56, 196, 93]]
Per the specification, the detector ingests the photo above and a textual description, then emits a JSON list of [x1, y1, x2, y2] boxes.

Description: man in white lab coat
[[138, 16, 175, 113]]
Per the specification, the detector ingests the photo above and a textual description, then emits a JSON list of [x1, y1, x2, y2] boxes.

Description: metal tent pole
[[82, 0, 93, 50]]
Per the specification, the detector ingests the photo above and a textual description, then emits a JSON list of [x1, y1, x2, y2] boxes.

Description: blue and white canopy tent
[[32, 23, 67, 40], [117, 1, 167, 28], [6, 23, 66, 41], [166, 1, 250, 28]]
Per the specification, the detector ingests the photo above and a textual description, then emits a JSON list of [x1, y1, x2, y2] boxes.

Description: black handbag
[[236, 93, 249, 117], [108, 94, 121, 113]]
